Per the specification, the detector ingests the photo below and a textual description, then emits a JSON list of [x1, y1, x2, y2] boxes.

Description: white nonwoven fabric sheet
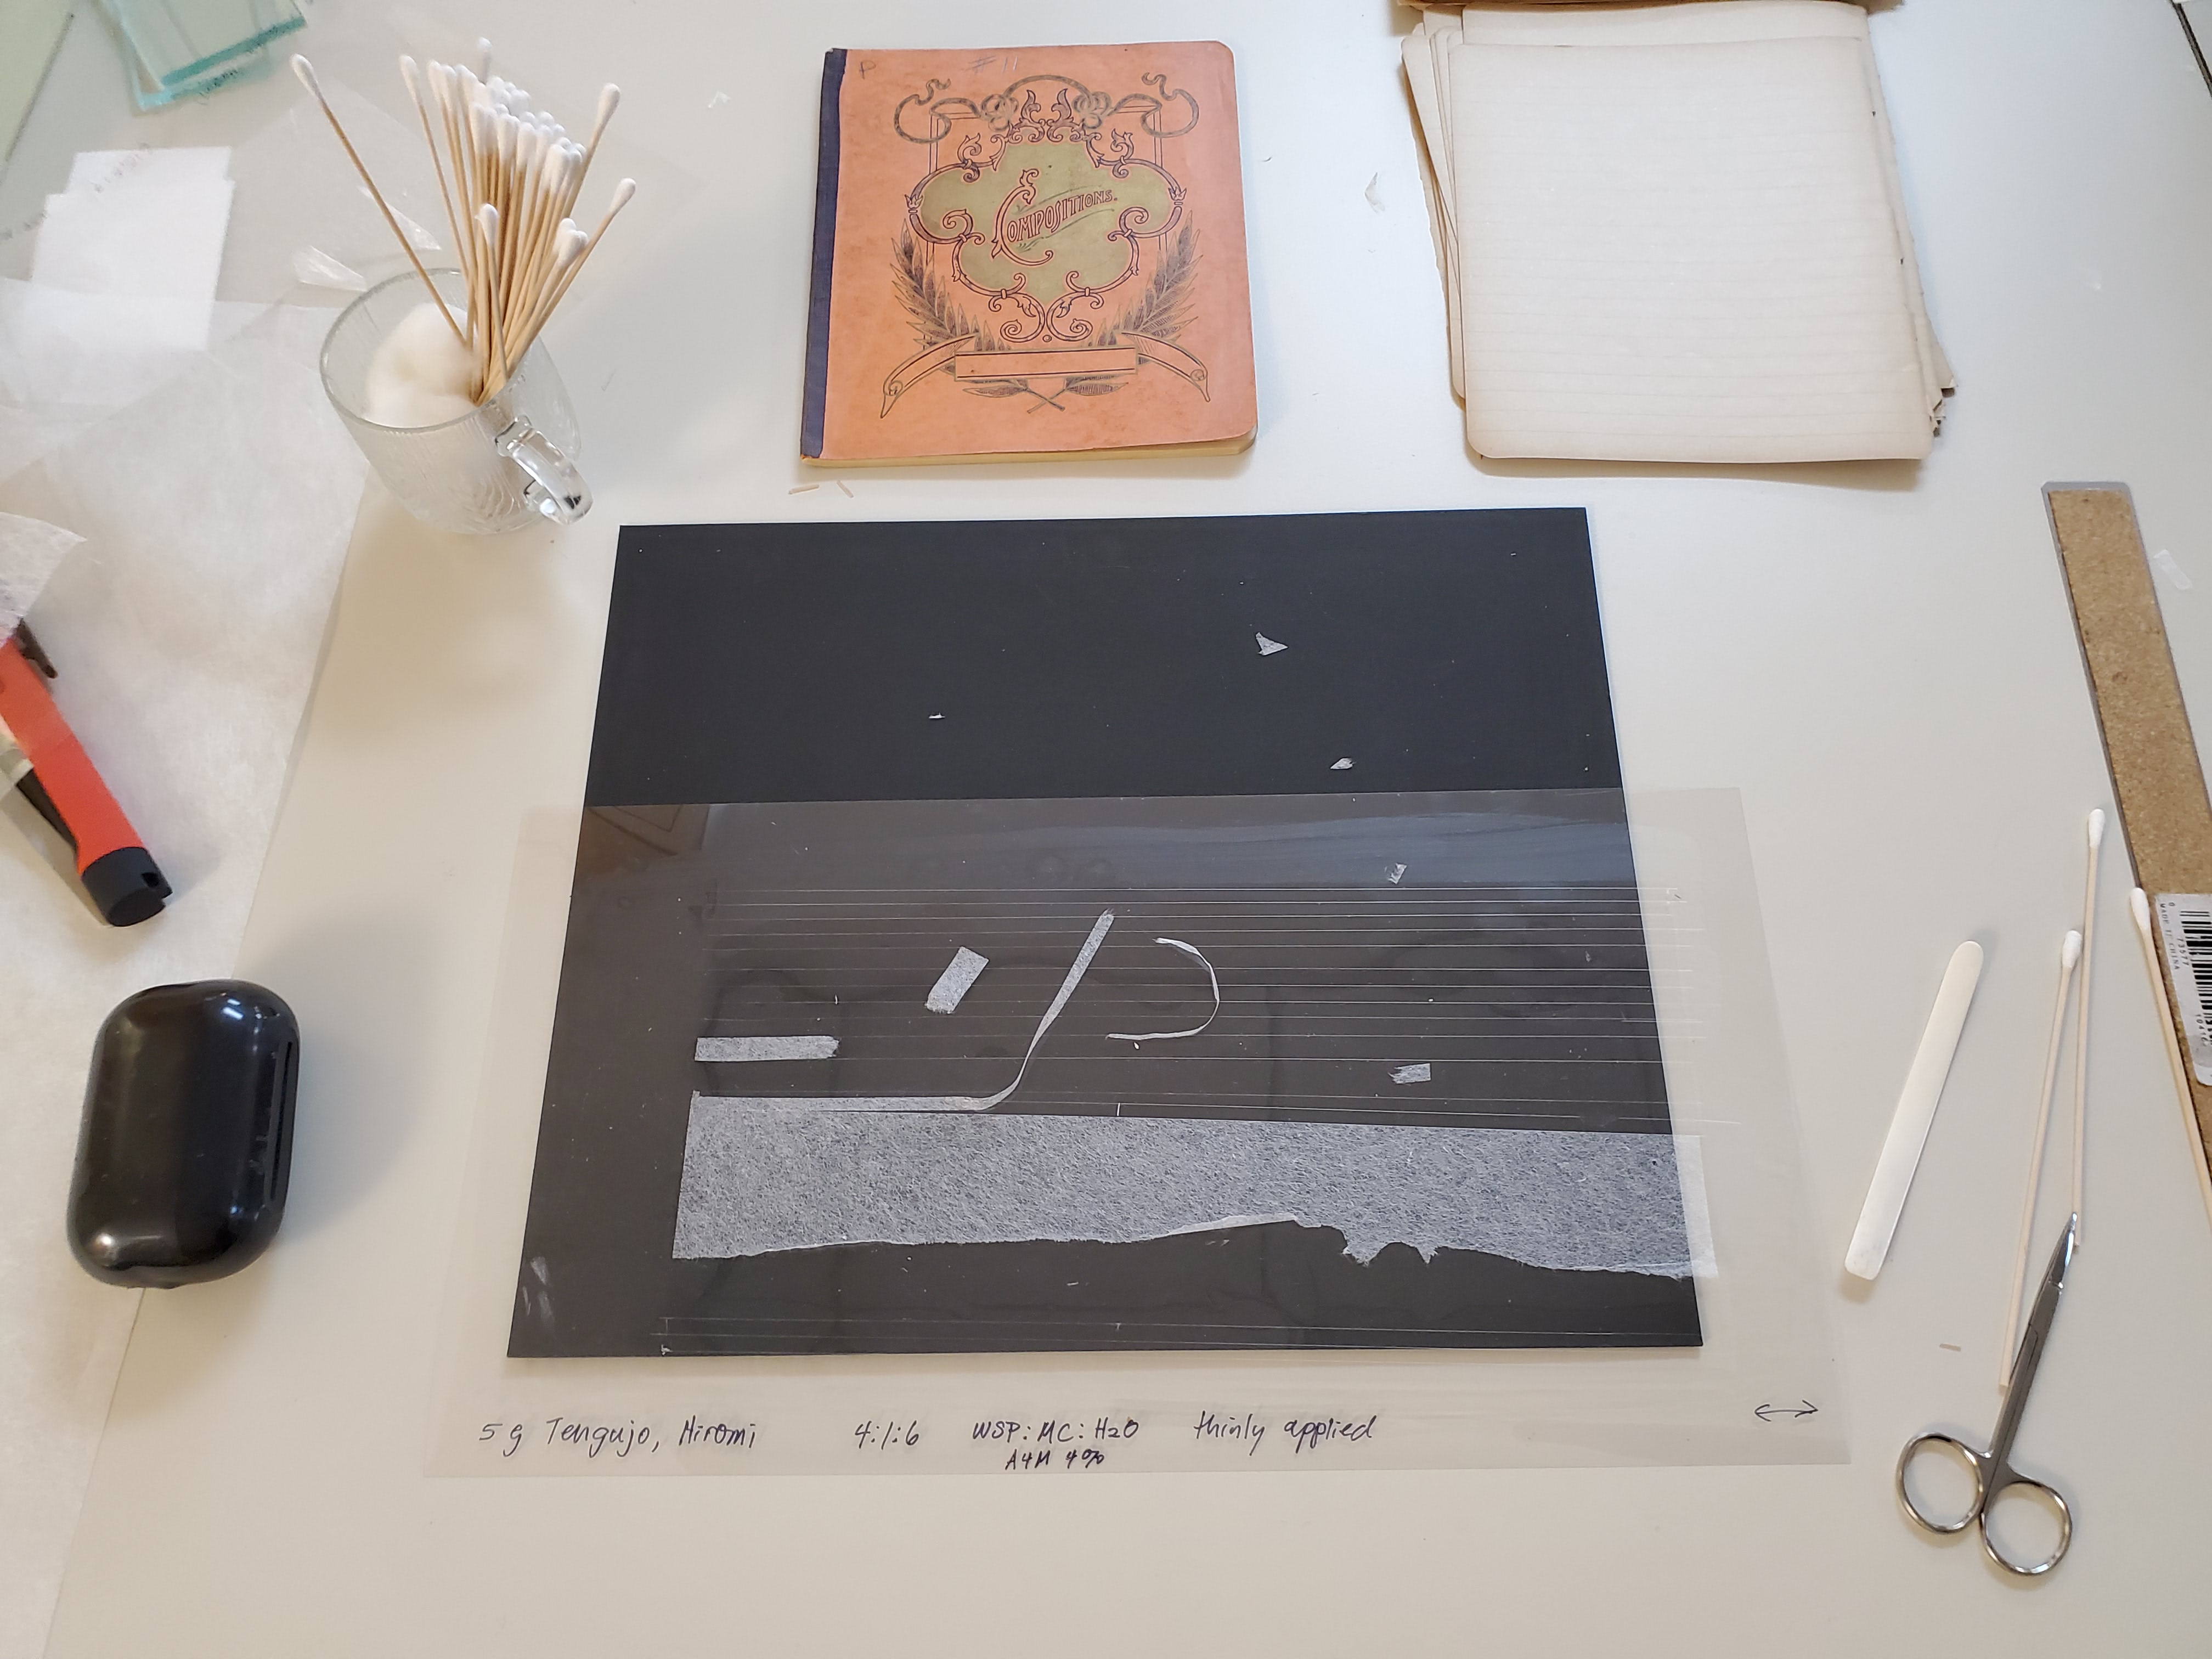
[[0, 302, 365, 1659]]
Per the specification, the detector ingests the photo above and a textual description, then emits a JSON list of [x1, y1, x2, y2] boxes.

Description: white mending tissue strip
[[1256, 632, 1288, 655], [701, 910, 1115, 1115], [1391, 1063, 1431, 1085], [672, 1109, 1695, 1273], [1108, 938, 1221, 1043], [695, 1036, 839, 1063], [926, 946, 989, 1014]]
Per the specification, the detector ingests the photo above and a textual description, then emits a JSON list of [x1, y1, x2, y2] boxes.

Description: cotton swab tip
[[2064, 927, 2084, 967], [291, 53, 321, 94], [2131, 889, 2152, 932], [609, 177, 636, 211], [597, 84, 622, 122], [2089, 808, 2107, 847]]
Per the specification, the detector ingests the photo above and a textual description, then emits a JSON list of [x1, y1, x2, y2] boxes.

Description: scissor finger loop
[[1977, 1475, 2072, 1577], [1896, 1432, 1988, 1536]]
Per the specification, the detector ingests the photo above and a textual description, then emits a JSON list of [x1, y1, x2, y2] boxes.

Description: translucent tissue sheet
[[430, 789, 1841, 1474], [675, 1112, 1696, 1272]]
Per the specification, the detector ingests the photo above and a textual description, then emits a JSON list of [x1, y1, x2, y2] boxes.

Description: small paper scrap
[[695, 1036, 838, 1062], [1331, 758, 1354, 771], [1391, 1063, 1431, 1085], [291, 247, 365, 291], [0, 511, 84, 634], [1386, 863, 1407, 885], [926, 946, 989, 1015], [1256, 633, 1287, 656], [2153, 548, 2193, 591]]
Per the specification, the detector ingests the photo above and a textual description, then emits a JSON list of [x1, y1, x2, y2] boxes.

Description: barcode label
[[2153, 894, 2212, 1086]]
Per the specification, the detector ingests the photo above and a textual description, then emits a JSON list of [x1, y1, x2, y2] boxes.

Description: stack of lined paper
[[1404, 1, 1951, 463]]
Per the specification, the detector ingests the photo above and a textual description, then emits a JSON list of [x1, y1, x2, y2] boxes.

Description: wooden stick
[[475, 203, 507, 395], [501, 221, 586, 379], [291, 55, 467, 352], [529, 178, 634, 337], [426, 66, 466, 291], [400, 57, 469, 299], [510, 143, 572, 338]]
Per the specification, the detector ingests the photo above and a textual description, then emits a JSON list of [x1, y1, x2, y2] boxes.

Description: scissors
[[1896, 1214, 2077, 1575]]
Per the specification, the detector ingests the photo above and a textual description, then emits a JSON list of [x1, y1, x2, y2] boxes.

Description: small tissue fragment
[[926, 946, 989, 1014]]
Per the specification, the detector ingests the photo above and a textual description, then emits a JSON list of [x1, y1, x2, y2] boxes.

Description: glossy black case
[[69, 980, 299, 1287]]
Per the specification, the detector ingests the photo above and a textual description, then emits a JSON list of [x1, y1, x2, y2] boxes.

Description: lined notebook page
[[1443, 28, 1940, 462]]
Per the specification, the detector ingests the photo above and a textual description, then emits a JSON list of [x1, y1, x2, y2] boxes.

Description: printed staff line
[[701, 998, 1664, 1013], [708, 942, 1663, 955], [719, 1054, 1666, 1068], [707, 1018, 1663, 1033], [706, 929, 1652, 941], [710, 902, 1651, 916], [708, 955, 1663, 969], [708, 895, 1645, 910], [992, 1088, 1666, 1104], [716, 1013, 1663, 1026], [706, 915, 1654, 929], [712, 911, 1663, 924], [980, 1100, 1659, 1118], [708, 934, 1652, 946], [704, 973, 1660, 988], [713, 883, 1647, 895], [766, 998, 1664, 1012], [704, 1051, 1667, 1065], [709, 928, 1652, 942]]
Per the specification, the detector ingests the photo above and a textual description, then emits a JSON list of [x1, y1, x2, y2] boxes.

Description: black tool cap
[[82, 847, 171, 926]]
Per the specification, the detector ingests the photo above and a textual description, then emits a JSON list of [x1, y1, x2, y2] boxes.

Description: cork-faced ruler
[[2047, 482, 2212, 1216]]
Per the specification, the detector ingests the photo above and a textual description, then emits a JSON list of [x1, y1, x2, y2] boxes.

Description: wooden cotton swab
[[475, 202, 507, 389], [1999, 929, 2081, 1387], [582, 84, 621, 173], [399, 57, 469, 299], [292, 55, 469, 351], [529, 177, 634, 335], [492, 221, 586, 391], [2073, 809, 2105, 1229]]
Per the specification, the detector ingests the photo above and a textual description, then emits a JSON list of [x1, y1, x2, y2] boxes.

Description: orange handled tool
[[0, 629, 168, 926]]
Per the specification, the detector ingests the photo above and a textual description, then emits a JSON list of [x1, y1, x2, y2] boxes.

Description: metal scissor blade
[[1991, 1215, 2077, 1458]]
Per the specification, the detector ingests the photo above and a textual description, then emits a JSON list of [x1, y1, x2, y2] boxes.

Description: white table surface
[[13, 0, 2212, 1651]]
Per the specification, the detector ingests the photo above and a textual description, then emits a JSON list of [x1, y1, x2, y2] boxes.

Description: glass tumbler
[[320, 268, 591, 534]]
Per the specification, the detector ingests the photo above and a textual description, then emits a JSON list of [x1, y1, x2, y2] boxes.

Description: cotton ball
[[363, 301, 477, 427]]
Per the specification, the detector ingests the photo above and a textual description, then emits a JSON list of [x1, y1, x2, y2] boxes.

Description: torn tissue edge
[[674, 1109, 1699, 1276], [695, 1035, 839, 1062]]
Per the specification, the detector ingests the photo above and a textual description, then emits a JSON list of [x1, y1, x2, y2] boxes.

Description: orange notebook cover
[[800, 43, 1258, 464]]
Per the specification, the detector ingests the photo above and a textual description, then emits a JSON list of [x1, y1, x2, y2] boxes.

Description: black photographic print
[[510, 510, 1700, 1357]]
